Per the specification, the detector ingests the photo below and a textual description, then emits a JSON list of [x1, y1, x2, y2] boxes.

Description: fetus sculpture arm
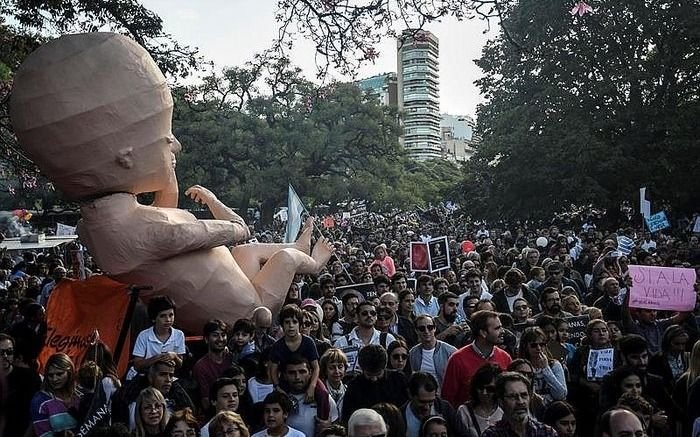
[[185, 185, 250, 240]]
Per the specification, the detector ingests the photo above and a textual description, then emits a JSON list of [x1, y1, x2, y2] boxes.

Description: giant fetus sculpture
[[10, 33, 333, 332]]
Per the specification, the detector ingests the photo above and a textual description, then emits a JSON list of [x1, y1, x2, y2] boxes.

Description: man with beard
[[481, 372, 557, 437], [409, 315, 457, 390], [331, 291, 361, 342], [280, 354, 337, 436], [334, 302, 396, 372], [534, 288, 572, 321], [350, 259, 366, 284], [0, 333, 41, 437], [442, 310, 513, 408], [435, 292, 470, 348], [193, 319, 233, 410]]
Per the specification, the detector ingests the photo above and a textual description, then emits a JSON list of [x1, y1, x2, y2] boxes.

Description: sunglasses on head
[[416, 324, 436, 332]]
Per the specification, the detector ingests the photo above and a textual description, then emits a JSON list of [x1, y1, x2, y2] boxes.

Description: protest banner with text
[[628, 265, 697, 311]]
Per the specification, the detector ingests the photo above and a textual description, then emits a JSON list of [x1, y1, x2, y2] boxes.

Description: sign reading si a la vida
[[628, 265, 697, 312]]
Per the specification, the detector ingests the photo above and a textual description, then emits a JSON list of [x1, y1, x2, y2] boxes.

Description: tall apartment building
[[440, 113, 479, 161], [397, 29, 441, 160], [357, 73, 398, 106]]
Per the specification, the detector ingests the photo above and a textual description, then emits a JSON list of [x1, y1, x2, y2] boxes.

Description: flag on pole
[[285, 184, 305, 243], [639, 187, 651, 219]]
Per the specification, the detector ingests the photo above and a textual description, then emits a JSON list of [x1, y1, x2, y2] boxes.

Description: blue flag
[[285, 184, 305, 243]]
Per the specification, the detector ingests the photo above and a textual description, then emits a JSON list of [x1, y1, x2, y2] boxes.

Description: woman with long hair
[[84, 341, 122, 399], [302, 309, 331, 357], [457, 364, 503, 436], [134, 387, 170, 437], [386, 339, 412, 377], [518, 327, 567, 405], [649, 325, 690, 387], [542, 401, 576, 437], [165, 407, 200, 437], [321, 299, 340, 339], [31, 353, 82, 436], [673, 339, 700, 437]]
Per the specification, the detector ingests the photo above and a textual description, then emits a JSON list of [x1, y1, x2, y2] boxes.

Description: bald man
[[252, 307, 276, 352], [600, 409, 646, 437]]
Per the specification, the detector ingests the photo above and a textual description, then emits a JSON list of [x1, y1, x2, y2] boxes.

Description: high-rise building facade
[[440, 113, 479, 161], [397, 30, 441, 160], [357, 73, 398, 106]]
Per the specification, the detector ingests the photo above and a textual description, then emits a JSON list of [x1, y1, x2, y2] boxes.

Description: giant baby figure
[[10, 33, 333, 332]]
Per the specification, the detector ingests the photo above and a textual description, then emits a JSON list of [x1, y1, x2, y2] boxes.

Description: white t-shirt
[[287, 392, 339, 437], [248, 377, 274, 403], [420, 347, 436, 378], [126, 326, 186, 379], [505, 291, 523, 312], [251, 426, 306, 437]]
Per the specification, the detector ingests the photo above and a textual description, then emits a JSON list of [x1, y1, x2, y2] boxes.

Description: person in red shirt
[[442, 310, 513, 408]]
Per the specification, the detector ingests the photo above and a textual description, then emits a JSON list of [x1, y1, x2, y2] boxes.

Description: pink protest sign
[[629, 265, 697, 311]]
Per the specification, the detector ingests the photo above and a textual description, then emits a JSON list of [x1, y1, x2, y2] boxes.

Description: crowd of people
[[1, 210, 700, 437]]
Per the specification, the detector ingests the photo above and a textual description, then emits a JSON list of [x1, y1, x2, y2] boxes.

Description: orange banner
[[39, 275, 131, 375]]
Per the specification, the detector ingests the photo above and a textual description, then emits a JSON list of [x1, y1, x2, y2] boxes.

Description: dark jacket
[[397, 315, 418, 347], [111, 376, 195, 425], [401, 397, 477, 437], [342, 369, 409, 423], [492, 286, 540, 314]]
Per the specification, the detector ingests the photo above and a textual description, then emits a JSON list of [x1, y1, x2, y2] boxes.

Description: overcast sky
[[142, 0, 497, 118]]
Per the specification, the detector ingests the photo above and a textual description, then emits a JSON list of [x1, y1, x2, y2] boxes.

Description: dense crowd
[[1, 210, 700, 437]]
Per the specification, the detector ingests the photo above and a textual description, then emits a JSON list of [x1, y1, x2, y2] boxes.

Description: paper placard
[[628, 265, 697, 311], [646, 211, 670, 233], [565, 315, 590, 345], [587, 347, 614, 380], [410, 242, 430, 272], [428, 236, 450, 272]]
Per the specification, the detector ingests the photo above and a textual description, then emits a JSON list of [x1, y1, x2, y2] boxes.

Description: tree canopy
[[457, 0, 700, 219]]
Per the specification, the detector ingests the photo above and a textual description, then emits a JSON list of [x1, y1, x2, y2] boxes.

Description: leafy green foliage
[[463, 0, 700, 219]]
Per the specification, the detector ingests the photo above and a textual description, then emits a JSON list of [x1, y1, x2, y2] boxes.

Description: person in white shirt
[[333, 302, 396, 372], [201, 377, 240, 437]]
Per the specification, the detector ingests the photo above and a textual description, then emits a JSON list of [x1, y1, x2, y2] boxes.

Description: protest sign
[[336, 282, 378, 301], [587, 347, 614, 380], [410, 242, 430, 272], [407, 278, 417, 291], [428, 236, 450, 272], [645, 211, 670, 233], [565, 315, 590, 345], [39, 276, 131, 375], [628, 265, 697, 311], [56, 222, 76, 236]]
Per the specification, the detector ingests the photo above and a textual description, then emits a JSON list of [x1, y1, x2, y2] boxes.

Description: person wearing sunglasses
[[409, 315, 457, 392], [457, 364, 503, 436], [333, 302, 396, 373], [0, 333, 41, 437], [387, 339, 412, 377], [517, 327, 567, 407]]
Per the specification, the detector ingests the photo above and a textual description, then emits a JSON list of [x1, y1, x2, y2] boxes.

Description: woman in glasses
[[457, 364, 503, 436], [134, 387, 170, 437], [387, 339, 412, 377], [165, 407, 200, 437], [31, 353, 82, 437], [208, 411, 250, 437], [517, 327, 567, 407]]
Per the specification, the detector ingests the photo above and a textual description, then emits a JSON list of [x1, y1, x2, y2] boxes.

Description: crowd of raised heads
[[1, 213, 700, 437]]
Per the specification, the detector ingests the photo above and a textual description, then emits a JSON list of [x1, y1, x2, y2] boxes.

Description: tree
[[457, 0, 700, 219], [275, 0, 517, 76], [173, 55, 409, 223]]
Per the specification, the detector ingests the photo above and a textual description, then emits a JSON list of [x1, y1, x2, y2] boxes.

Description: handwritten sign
[[629, 265, 697, 311], [587, 347, 614, 381], [565, 315, 590, 345], [645, 211, 670, 233]]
